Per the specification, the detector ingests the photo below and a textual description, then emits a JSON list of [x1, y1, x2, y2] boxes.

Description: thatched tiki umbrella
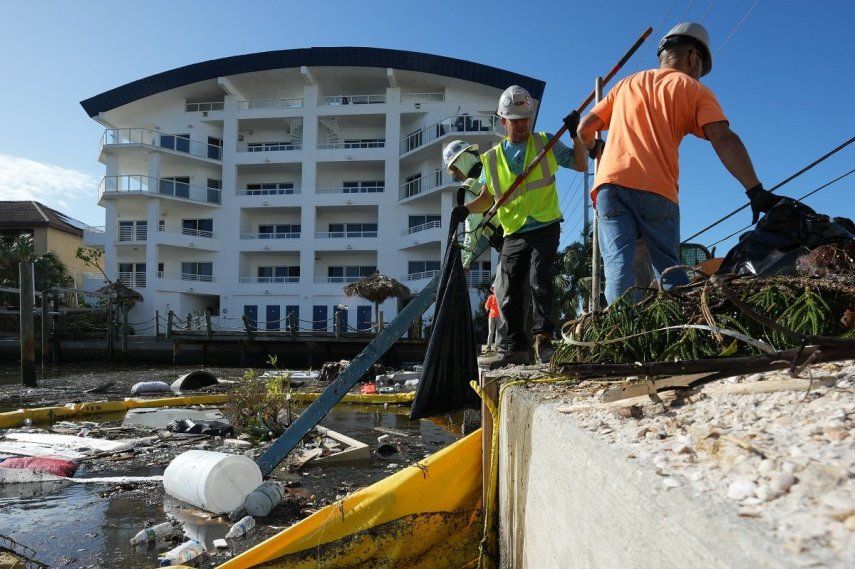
[[96, 280, 143, 308], [344, 272, 411, 332]]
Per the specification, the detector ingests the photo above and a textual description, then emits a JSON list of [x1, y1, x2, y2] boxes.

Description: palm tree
[[0, 233, 72, 291]]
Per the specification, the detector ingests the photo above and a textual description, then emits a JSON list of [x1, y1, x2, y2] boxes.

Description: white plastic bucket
[[163, 450, 262, 514]]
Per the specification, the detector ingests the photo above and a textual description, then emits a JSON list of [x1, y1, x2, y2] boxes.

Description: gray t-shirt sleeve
[[546, 133, 575, 169]]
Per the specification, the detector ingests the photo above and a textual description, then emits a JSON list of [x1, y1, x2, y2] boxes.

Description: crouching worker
[[443, 140, 508, 364], [456, 85, 587, 366]]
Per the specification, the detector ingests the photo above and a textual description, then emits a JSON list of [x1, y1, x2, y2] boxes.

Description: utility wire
[[633, 0, 678, 72], [700, 0, 717, 22], [706, 167, 855, 249], [714, 0, 761, 56], [682, 135, 855, 243], [675, 0, 697, 24], [558, 171, 581, 211], [560, 190, 588, 248]]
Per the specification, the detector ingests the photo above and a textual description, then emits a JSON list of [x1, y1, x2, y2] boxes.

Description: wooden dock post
[[334, 311, 341, 340], [121, 304, 129, 361], [19, 263, 36, 386], [52, 291, 61, 365], [155, 310, 161, 340], [480, 368, 499, 512], [40, 289, 49, 371], [289, 312, 297, 338], [242, 315, 256, 340], [106, 300, 114, 362], [186, 312, 192, 331], [166, 310, 174, 340], [205, 309, 213, 339]]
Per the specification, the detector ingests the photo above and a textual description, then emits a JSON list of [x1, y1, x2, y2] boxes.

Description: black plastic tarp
[[719, 198, 854, 276], [410, 208, 481, 420]]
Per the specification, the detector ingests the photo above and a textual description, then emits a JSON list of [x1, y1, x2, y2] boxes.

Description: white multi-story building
[[80, 47, 545, 334]]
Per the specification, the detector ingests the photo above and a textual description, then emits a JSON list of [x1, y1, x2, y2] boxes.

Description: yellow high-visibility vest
[[482, 132, 561, 235]]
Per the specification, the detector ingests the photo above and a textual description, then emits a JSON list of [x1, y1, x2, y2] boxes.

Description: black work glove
[[563, 110, 580, 138], [586, 138, 605, 160], [451, 205, 470, 224], [745, 184, 777, 224]]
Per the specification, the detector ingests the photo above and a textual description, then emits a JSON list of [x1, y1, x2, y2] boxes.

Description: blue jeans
[[597, 184, 689, 304]]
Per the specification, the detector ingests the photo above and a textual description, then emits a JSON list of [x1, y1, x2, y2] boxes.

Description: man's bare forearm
[[577, 113, 605, 148], [466, 187, 494, 213], [704, 122, 760, 190]]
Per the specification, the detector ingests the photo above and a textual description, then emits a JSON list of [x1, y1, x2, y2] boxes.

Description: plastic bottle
[[243, 480, 284, 517], [130, 521, 176, 545], [225, 515, 256, 539], [158, 539, 203, 566]]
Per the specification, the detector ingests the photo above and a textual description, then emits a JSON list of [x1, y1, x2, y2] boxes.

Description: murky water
[[0, 365, 461, 568]]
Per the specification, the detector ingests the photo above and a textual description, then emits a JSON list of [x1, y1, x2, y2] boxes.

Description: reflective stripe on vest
[[482, 133, 561, 235]]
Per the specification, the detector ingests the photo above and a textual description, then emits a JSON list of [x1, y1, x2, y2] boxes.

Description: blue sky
[[0, 0, 852, 254]]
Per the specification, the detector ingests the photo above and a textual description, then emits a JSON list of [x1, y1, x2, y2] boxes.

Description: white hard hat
[[658, 22, 713, 76], [497, 85, 534, 119], [442, 139, 479, 173]]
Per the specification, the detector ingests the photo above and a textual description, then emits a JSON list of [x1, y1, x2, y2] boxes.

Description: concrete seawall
[[498, 385, 800, 568]]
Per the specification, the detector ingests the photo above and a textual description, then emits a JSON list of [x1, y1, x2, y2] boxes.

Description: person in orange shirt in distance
[[484, 286, 500, 352]]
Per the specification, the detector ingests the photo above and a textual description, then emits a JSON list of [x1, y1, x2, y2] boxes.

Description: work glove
[[562, 110, 580, 138], [745, 183, 778, 224], [586, 139, 605, 160], [450, 205, 470, 224]]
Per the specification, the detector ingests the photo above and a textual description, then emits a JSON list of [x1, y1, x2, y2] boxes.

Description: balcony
[[404, 270, 440, 282], [401, 220, 441, 235], [185, 101, 224, 112], [180, 273, 216, 283], [238, 276, 300, 284], [315, 230, 377, 239], [313, 276, 364, 284], [400, 92, 445, 104], [100, 128, 222, 161], [399, 169, 454, 200], [319, 94, 385, 106], [400, 115, 500, 155], [238, 98, 303, 110], [240, 231, 300, 240], [465, 269, 492, 287], [236, 186, 301, 197], [238, 141, 301, 153], [317, 140, 385, 150], [117, 223, 147, 243], [83, 226, 106, 247], [99, 175, 222, 206], [117, 271, 146, 288], [158, 224, 216, 239], [316, 184, 384, 195]]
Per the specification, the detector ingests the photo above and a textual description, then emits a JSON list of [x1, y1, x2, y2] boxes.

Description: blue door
[[266, 305, 280, 331], [243, 305, 258, 331], [285, 305, 299, 331], [313, 305, 327, 332], [357, 306, 372, 332]]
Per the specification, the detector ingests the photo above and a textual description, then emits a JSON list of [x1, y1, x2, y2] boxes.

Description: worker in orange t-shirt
[[484, 286, 500, 352], [578, 22, 778, 304]]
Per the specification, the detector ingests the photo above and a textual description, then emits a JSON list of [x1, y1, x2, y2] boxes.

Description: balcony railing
[[117, 271, 146, 288], [238, 141, 301, 153], [316, 185, 384, 194], [313, 276, 366, 284], [401, 220, 441, 235], [158, 225, 216, 239], [317, 140, 385, 150], [405, 270, 440, 281], [100, 128, 223, 160], [185, 101, 224, 112], [238, 98, 303, 110], [315, 230, 377, 239], [319, 94, 385, 106], [84, 226, 106, 239], [401, 92, 445, 103], [117, 225, 147, 242], [99, 175, 222, 205], [400, 114, 500, 155], [399, 169, 452, 200], [240, 232, 300, 240], [239, 276, 300, 284], [236, 186, 300, 196], [181, 273, 216, 283], [466, 270, 492, 287]]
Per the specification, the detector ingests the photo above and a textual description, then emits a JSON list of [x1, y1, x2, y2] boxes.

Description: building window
[[207, 137, 223, 160], [244, 183, 295, 195], [118, 220, 147, 241], [257, 266, 300, 283], [258, 224, 300, 238], [408, 215, 441, 228], [342, 180, 384, 193], [327, 223, 377, 238], [328, 265, 376, 283], [206, 178, 222, 204], [117, 262, 146, 287], [408, 260, 441, 275], [182, 218, 213, 237], [160, 133, 190, 153], [181, 262, 213, 282], [342, 138, 385, 149], [160, 176, 190, 198]]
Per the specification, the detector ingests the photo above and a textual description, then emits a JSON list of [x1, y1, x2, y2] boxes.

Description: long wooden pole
[[19, 263, 36, 386]]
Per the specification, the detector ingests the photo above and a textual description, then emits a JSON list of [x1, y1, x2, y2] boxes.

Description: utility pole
[[583, 170, 590, 247], [19, 263, 36, 386]]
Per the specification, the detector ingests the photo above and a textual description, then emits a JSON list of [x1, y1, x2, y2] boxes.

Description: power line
[[675, 0, 697, 24], [633, 0, 679, 73], [706, 167, 855, 249], [700, 0, 717, 22], [682, 135, 855, 243], [558, 171, 581, 211], [560, 189, 588, 248], [714, 0, 761, 56]]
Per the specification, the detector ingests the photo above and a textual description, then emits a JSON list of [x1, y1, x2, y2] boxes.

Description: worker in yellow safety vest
[[458, 85, 587, 367]]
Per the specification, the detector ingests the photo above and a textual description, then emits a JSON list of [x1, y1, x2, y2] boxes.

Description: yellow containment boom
[[219, 430, 483, 569]]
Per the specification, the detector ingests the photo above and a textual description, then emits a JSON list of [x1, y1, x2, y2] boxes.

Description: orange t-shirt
[[591, 68, 727, 205], [485, 294, 499, 319]]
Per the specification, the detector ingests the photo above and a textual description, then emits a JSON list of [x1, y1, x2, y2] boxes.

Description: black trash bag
[[410, 197, 481, 420], [167, 419, 234, 437], [718, 198, 855, 276]]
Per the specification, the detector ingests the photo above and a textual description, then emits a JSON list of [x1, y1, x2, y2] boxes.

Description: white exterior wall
[[91, 64, 513, 334]]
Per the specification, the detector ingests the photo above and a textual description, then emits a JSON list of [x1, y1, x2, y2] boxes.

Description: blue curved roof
[[80, 47, 546, 117]]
